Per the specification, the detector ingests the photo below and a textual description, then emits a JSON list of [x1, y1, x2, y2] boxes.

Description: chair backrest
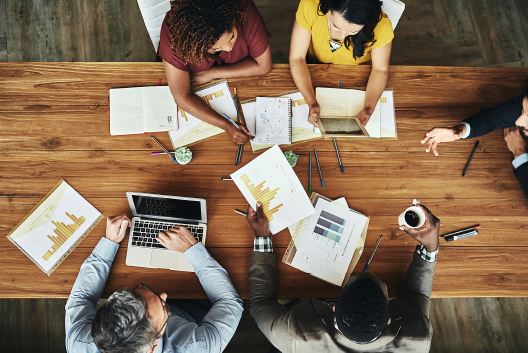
[[381, 0, 405, 30], [137, 0, 172, 52]]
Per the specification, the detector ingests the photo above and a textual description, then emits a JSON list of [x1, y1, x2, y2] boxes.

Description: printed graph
[[42, 212, 86, 261], [240, 173, 283, 221], [313, 210, 348, 242], [202, 89, 225, 106]]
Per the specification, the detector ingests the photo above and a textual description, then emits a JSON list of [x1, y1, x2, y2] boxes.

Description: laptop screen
[[131, 195, 203, 221]]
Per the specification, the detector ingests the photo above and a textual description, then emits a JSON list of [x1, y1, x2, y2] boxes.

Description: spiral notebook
[[254, 97, 292, 145]]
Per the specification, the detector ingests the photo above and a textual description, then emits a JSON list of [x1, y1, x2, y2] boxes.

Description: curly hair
[[319, 0, 383, 60], [168, 0, 247, 64]]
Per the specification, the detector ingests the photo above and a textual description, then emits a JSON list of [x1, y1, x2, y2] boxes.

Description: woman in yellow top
[[290, 0, 394, 126]]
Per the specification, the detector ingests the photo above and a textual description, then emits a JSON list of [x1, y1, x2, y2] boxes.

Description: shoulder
[[389, 299, 432, 340], [372, 13, 394, 47], [296, 0, 321, 30]]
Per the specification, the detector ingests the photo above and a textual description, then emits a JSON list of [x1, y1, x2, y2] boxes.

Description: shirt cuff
[[254, 237, 273, 253], [459, 122, 471, 139], [416, 244, 438, 263], [512, 153, 528, 169], [93, 237, 120, 260], [184, 242, 212, 270]]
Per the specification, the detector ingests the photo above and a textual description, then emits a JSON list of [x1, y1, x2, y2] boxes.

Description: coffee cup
[[398, 206, 426, 229]]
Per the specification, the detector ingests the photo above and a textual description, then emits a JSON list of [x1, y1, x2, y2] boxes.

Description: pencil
[[234, 88, 244, 165], [309, 153, 312, 193], [364, 235, 382, 272], [333, 137, 344, 173], [313, 149, 325, 188], [151, 136, 178, 165], [463, 140, 479, 176], [234, 209, 247, 216], [151, 151, 175, 155]]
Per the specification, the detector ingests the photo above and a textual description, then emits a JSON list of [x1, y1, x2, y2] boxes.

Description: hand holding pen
[[223, 114, 252, 146]]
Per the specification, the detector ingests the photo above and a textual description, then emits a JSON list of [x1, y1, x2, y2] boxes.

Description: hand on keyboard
[[157, 226, 198, 253]]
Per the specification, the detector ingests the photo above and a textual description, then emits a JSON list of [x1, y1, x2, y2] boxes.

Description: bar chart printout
[[42, 213, 86, 261], [240, 173, 283, 221], [314, 210, 348, 242]]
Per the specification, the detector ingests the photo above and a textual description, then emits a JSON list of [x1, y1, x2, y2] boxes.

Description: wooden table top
[[1, 63, 528, 299]]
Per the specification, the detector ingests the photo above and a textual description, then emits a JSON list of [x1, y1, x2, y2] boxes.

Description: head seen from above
[[335, 273, 389, 344], [92, 285, 169, 353], [168, 0, 246, 64], [517, 78, 528, 139], [319, 0, 383, 59]]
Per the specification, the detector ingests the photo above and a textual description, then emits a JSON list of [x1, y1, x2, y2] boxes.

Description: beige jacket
[[249, 249, 436, 352]]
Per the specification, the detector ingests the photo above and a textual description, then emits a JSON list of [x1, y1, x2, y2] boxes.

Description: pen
[[233, 88, 244, 165], [313, 148, 325, 188], [151, 151, 175, 155], [222, 113, 244, 165], [445, 230, 478, 242], [222, 113, 242, 130], [333, 137, 344, 173], [364, 235, 382, 272], [150, 136, 178, 165], [440, 225, 481, 238], [222, 178, 233, 181], [234, 209, 247, 216], [309, 153, 312, 194], [463, 140, 479, 176]]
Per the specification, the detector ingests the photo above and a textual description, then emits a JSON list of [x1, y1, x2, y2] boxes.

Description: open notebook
[[253, 97, 292, 145], [109, 86, 178, 135]]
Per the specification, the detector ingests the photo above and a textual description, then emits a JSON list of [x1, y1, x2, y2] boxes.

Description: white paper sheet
[[109, 87, 144, 135], [143, 86, 177, 133], [231, 145, 314, 234], [254, 97, 291, 144]]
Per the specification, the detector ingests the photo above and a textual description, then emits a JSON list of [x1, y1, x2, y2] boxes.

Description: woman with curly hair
[[159, 0, 272, 145], [289, 0, 393, 127]]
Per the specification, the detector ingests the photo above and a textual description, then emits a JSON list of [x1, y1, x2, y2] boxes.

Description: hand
[[357, 108, 372, 125], [157, 226, 198, 252], [504, 126, 528, 158], [226, 123, 252, 145], [421, 124, 466, 156], [308, 102, 320, 127], [246, 202, 270, 238], [399, 205, 440, 252], [105, 214, 131, 244], [190, 70, 214, 86]]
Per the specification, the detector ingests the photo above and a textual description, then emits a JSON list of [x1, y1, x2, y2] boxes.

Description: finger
[[425, 140, 433, 153], [424, 128, 436, 137], [256, 202, 268, 221], [157, 231, 170, 243], [421, 134, 432, 144], [240, 125, 250, 134], [431, 141, 439, 156], [247, 204, 256, 216], [117, 219, 128, 238]]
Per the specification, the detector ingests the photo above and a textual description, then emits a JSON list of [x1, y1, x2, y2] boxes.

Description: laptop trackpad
[[150, 250, 195, 272]]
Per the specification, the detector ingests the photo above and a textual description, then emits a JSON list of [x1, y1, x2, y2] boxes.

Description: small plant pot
[[283, 150, 298, 168], [174, 147, 192, 165]]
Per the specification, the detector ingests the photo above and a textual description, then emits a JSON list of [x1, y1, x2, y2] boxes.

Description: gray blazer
[[249, 248, 436, 353]]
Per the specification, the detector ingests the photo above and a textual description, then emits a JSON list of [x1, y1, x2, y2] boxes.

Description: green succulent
[[175, 146, 192, 164], [284, 150, 298, 167]]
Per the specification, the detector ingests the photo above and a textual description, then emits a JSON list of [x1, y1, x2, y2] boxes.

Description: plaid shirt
[[416, 244, 438, 262], [254, 237, 273, 253]]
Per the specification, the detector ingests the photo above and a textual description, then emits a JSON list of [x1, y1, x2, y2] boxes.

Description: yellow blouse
[[296, 0, 394, 65]]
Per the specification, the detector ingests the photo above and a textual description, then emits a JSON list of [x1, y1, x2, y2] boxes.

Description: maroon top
[[159, 0, 271, 72]]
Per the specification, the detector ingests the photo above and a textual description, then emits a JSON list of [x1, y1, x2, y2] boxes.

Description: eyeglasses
[[133, 283, 171, 339], [333, 316, 382, 344]]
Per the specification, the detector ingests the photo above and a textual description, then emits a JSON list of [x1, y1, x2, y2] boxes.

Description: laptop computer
[[125, 192, 207, 272]]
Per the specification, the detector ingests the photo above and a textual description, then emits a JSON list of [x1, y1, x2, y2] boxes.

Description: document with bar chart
[[231, 145, 314, 234], [7, 180, 103, 275], [289, 198, 368, 286]]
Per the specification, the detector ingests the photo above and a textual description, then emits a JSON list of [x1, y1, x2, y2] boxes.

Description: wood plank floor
[[1, 0, 527, 352]]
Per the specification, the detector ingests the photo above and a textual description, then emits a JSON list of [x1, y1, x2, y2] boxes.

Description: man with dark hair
[[65, 214, 243, 353], [246, 202, 440, 352], [421, 78, 528, 198]]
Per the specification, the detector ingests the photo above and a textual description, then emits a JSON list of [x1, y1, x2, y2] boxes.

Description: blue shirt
[[65, 238, 243, 353]]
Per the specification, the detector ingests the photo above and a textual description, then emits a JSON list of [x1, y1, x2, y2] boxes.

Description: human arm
[[65, 215, 130, 352], [357, 41, 392, 125], [289, 20, 320, 127], [163, 60, 251, 145], [190, 45, 272, 86], [504, 126, 528, 198], [397, 205, 440, 318], [158, 227, 244, 352]]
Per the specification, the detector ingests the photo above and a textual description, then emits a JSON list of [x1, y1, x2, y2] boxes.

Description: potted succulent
[[284, 150, 298, 167], [174, 146, 192, 165]]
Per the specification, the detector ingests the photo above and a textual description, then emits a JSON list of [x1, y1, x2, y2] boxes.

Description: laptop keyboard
[[131, 219, 204, 249]]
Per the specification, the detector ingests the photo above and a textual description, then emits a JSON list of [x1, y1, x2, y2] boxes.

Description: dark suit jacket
[[249, 249, 436, 353], [462, 93, 528, 198]]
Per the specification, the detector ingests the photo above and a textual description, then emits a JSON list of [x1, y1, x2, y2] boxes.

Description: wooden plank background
[[1, 63, 528, 299]]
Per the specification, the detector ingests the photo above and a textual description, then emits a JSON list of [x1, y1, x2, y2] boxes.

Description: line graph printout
[[290, 198, 367, 286], [231, 145, 314, 234], [7, 181, 102, 273]]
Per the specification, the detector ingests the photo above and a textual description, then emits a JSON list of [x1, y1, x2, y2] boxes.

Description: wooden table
[[1, 63, 528, 299]]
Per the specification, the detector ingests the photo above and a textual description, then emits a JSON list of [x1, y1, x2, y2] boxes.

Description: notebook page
[[316, 87, 348, 116], [380, 90, 396, 137], [254, 97, 291, 144], [143, 86, 178, 133], [109, 87, 144, 135], [346, 89, 366, 116]]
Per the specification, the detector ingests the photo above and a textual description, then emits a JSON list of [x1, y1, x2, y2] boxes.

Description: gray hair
[[92, 288, 157, 353]]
